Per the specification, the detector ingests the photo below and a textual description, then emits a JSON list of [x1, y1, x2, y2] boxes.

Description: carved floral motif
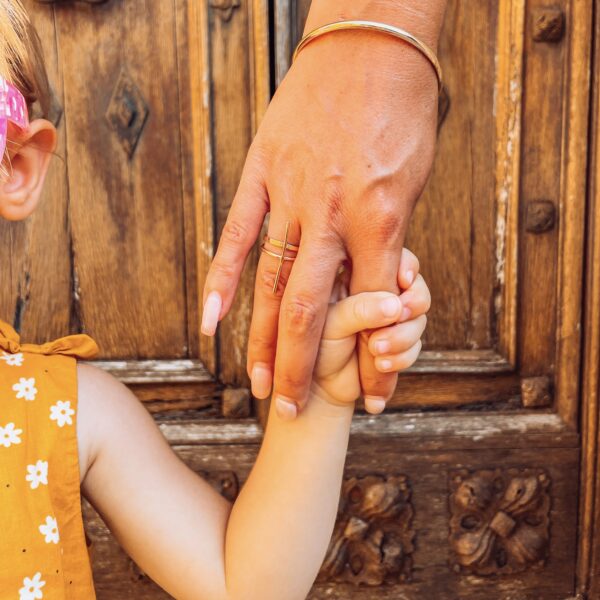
[[318, 475, 414, 586], [449, 468, 551, 575]]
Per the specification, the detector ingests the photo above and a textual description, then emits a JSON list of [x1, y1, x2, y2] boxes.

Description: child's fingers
[[373, 340, 423, 374], [368, 314, 427, 356], [323, 291, 403, 341], [398, 248, 420, 290], [398, 274, 431, 322]]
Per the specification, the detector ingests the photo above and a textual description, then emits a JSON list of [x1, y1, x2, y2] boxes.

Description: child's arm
[[79, 254, 428, 600]]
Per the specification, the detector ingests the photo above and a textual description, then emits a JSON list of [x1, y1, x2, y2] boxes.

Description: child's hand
[[311, 249, 430, 413]]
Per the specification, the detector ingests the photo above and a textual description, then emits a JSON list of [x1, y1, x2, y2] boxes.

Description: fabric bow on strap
[[0, 319, 99, 359]]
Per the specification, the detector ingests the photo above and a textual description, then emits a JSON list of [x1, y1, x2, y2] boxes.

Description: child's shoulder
[[76, 362, 160, 485]]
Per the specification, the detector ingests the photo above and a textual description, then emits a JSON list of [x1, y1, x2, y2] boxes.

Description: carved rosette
[[318, 475, 414, 586], [449, 468, 551, 575]]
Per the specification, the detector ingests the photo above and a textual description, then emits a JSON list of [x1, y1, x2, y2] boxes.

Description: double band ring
[[260, 221, 299, 294]]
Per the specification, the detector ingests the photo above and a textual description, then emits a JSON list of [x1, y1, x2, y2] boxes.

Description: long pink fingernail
[[275, 396, 298, 421], [201, 291, 222, 336]]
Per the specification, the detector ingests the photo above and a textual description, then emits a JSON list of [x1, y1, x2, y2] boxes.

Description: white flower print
[[19, 572, 45, 600], [26, 460, 48, 489], [12, 377, 37, 401], [0, 422, 22, 447], [39, 516, 59, 544], [49, 400, 75, 428], [0, 351, 23, 366]]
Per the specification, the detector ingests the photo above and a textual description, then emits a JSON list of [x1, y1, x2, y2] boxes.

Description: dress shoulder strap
[[0, 319, 99, 359]]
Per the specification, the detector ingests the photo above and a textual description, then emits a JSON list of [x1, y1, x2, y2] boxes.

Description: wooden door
[[0, 0, 596, 598]]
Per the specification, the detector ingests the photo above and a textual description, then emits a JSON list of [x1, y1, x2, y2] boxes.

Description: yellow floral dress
[[0, 319, 98, 599]]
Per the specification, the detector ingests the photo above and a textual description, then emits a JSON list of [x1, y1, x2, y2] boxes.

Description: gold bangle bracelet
[[292, 20, 443, 93]]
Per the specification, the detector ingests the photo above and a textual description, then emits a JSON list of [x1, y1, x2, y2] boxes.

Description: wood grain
[[577, 0, 600, 593], [188, 0, 217, 374], [208, 0, 270, 386], [54, 0, 189, 358]]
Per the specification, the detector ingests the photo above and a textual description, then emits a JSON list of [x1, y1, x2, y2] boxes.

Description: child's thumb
[[323, 292, 403, 340]]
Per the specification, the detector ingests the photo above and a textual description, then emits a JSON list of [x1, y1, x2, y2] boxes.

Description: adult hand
[[202, 2, 445, 419]]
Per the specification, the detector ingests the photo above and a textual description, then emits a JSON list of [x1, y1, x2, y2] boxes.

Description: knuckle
[[248, 330, 275, 355], [352, 298, 368, 323], [363, 200, 403, 244], [222, 219, 249, 245], [283, 295, 321, 337], [259, 265, 291, 298], [363, 371, 394, 392], [323, 181, 345, 226], [276, 369, 309, 394], [210, 258, 236, 281]]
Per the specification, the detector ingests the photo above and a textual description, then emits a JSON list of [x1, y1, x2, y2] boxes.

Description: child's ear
[[0, 118, 57, 221]]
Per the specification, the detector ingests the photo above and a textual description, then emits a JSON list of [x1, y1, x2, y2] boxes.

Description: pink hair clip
[[0, 76, 29, 159]]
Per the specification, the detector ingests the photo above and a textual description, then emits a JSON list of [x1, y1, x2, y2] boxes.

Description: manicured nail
[[400, 306, 412, 322], [251, 363, 272, 399], [374, 340, 391, 355], [405, 270, 415, 286], [378, 359, 393, 372], [201, 291, 222, 336], [364, 396, 386, 414], [275, 396, 298, 421], [381, 296, 402, 318]]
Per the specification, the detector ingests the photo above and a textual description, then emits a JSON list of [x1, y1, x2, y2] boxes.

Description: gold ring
[[260, 222, 299, 294], [263, 236, 300, 252]]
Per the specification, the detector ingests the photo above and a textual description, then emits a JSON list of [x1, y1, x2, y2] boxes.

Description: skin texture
[[0, 116, 431, 599], [77, 259, 429, 600], [202, 0, 448, 419]]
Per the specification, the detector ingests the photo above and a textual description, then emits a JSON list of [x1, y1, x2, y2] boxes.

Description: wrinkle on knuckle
[[352, 298, 368, 324], [283, 295, 320, 337], [323, 181, 345, 225], [211, 259, 236, 281], [259, 265, 291, 298], [277, 368, 309, 393], [248, 330, 276, 354], [222, 219, 249, 245]]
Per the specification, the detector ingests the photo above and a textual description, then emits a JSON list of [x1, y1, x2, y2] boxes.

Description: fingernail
[[251, 363, 272, 399], [405, 270, 415, 286], [400, 306, 412, 322], [381, 296, 402, 318], [364, 396, 386, 414], [378, 359, 393, 372], [275, 396, 297, 421], [201, 291, 222, 336], [374, 340, 391, 355]]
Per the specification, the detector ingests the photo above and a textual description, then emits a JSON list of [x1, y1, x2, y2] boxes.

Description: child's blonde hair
[[0, 0, 51, 118]]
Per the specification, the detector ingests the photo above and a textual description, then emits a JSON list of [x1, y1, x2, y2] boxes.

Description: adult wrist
[[304, 0, 447, 51]]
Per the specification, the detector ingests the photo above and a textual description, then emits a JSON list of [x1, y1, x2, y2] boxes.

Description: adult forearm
[[305, 0, 447, 49], [224, 393, 353, 600]]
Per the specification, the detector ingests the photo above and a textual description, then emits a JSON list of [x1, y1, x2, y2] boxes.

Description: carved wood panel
[[318, 475, 414, 586], [449, 468, 551, 575]]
